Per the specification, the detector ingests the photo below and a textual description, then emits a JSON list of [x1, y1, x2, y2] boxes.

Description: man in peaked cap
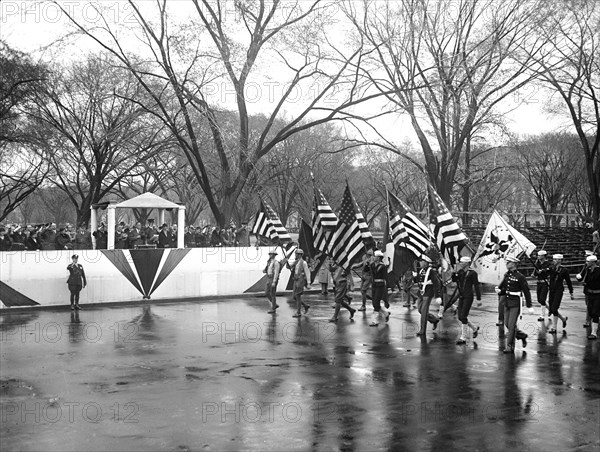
[[286, 248, 311, 318], [414, 254, 441, 335], [533, 250, 551, 322], [358, 249, 374, 312], [369, 250, 390, 327], [263, 248, 281, 314], [67, 254, 87, 310], [547, 254, 573, 334], [579, 255, 600, 339], [497, 256, 533, 353], [452, 256, 481, 345]]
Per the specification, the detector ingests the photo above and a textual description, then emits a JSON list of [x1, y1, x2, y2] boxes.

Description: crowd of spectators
[[0, 220, 258, 251]]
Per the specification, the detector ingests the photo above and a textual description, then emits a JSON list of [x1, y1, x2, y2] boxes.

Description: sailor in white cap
[[577, 252, 594, 327], [415, 254, 441, 335], [497, 256, 533, 353], [263, 248, 281, 313], [369, 250, 390, 326], [286, 248, 311, 318], [580, 255, 600, 339], [452, 256, 481, 345], [533, 250, 551, 321], [547, 253, 573, 334]]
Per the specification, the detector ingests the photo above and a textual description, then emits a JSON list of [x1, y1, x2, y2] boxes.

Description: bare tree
[[532, 0, 600, 220], [343, 0, 545, 202], [53, 0, 388, 227]]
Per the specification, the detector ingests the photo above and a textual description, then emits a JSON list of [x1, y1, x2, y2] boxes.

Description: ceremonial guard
[[497, 256, 532, 353], [358, 249, 373, 311], [369, 250, 389, 326], [287, 249, 311, 318], [329, 263, 356, 323], [533, 250, 551, 321], [577, 255, 600, 339], [415, 255, 441, 335], [547, 254, 573, 334], [263, 249, 281, 314], [67, 254, 87, 310], [452, 256, 481, 344]]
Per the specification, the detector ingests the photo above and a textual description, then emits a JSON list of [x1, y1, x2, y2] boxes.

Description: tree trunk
[[462, 135, 471, 226]]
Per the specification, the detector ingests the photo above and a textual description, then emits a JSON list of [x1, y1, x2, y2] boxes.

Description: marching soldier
[[414, 255, 441, 335], [67, 254, 87, 310], [328, 263, 356, 322], [369, 250, 390, 326], [453, 256, 481, 345], [578, 255, 600, 339], [358, 249, 373, 311], [263, 249, 281, 314], [547, 254, 573, 334], [533, 250, 551, 321], [287, 249, 311, 318], [497, 256, 533, 353]]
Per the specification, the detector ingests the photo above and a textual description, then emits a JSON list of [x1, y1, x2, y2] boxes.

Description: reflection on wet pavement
[[1, 291, 599, 451]]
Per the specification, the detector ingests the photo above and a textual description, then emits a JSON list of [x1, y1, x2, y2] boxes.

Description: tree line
[[1, 0, 598, 228]]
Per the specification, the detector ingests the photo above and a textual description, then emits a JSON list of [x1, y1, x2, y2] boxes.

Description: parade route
[[1, 290, 599, 452]]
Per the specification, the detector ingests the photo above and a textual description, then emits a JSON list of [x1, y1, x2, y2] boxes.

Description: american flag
[[312, 188, 337, 253], [428, 184, 468, 262], [348, 183, 375, 249], [252, 200, 292, 244], [388, 191, 430, 257], [329, 184, 365, 269]]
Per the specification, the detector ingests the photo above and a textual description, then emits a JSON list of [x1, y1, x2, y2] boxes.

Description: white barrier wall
[[0, 247, 294, 309]]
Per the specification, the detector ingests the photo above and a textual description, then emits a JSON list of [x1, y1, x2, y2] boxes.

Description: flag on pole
[[329, 184, 365, 269], [472, 211, 536, 285], [312, 188, 337, 254], [388, 191, 430, 257], [251, 200, 292, 245], [427, 184, 469, 263], [348, 183, 375, 250], [287, 219, 327, 288], [383, 218, 417, 288]]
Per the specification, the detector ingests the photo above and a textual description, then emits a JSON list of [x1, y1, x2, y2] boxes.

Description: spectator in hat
[[67, 254, 87, 310], [496, 256, 533, 353], [93, 223, 107, 249], [25, 229, 42, 250], [0, 227, 12, 251], [158, 223, 172, 248], [547, 254, 573, 334], [452, 256, 481, 345], [75, 225, 92, 250], [40, 223, 58, 250], [236, 222, 250, 247], [533, 250, 551, 321], [578, 255, 600, 339], [56, 226, 73, 250]]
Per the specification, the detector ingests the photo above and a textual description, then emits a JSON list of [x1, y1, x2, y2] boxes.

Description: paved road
[[1, 289, 599, 451]]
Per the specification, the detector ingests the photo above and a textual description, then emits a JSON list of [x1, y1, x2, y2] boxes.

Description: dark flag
[[329, 184, 365, 270], [388, 191, 431, 257], [252, 199, 292, 245], [383, 218, 417, 289], [312, 188, 337, 254], [427, 184, 469, 263], [285, 219, 327, 290]]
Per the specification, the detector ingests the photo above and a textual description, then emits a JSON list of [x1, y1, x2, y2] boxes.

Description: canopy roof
[[114, 192, 180, 209]]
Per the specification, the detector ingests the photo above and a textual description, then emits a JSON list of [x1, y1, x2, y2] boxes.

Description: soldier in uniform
[[497, 256, 533, 353], [67, 254, 87, 310], [358, 249, 374, 311], [547, 254, 573, 334], [328, 263, 356, 323], [415, 255, 441, 335], [369, 250, 390, 326], [263, 249, 281, 314], [578, 250, 595, 328], [92, 223, 107, 249], [286, 249, 311, 318], [533, 250, 551, 321], [453, 256, 482, 344], [578, 255, 600, 339]]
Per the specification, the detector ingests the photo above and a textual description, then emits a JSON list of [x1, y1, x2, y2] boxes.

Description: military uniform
[[415, 258, 441, 335], [548, 255, 573, 333], [580, 256, 600, 339], [264, 251, 281, 313], [369, 252, 389, 326], [287, 251, 311, 317], [533, 253, 551, 320], [329, 265, 356, 322], [359, 252, 373, 310], [67, 256, 87, 310], [452, 257, 481, 344], [498, 265, 532, 352]]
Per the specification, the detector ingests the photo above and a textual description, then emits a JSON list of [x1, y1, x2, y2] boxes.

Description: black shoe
[[274, 304, 279, 310], [385, 312, 390, 322], [496, 322, 503, 326], [328, 318, 338, 323], [521, 335, 528, 347], [292, 313, 301, 318], [416, 331, 425, 336], [71, 305, 75, 310], [583, 323, 590, 328], [456, 338, 466, 345], [384, 301, 390, 309], [357, 306, 366, 311], [304, 304, 310, 314], [504, 347, 514, 354], [349, 309, 356, 320], [75, 305, 81, 310], [473, 326, 480, 339], [267, 310, 276, 314], [432, 320, 439, 331], [562, 316, 568, 329]]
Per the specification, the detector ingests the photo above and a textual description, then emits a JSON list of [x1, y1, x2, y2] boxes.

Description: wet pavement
[[1, 289, 599, 451]]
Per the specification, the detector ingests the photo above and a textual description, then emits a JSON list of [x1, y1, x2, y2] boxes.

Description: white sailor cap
[[459, 256, 472, 263], [552, 254, 563, 260], [374, 250, 384, 257], [268, 248, 278, 255], [537, 250, 547, 256], [586, 255, 598, 262], [506, 256, 519, 263], [585, 250, 594, 256]]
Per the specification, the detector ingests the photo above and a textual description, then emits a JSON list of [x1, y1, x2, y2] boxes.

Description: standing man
[[158, 224, 172, 248], [128, 222, 142, 249], [328, 263, 356, 323], [67, 254, 87, 310], [497, 256, 533, 353], [0, 227, 12, 251], [415, 255, 441, 335], [369, 250, 390, 327], [287, 249, 311, 318], [453, 256, 482, 345], [236, 222, 251, 247], [358, 250, 374, 311], [578, 255, 600, 339], [264, 249, 281, 314], [533, 250, 551, 322], [548, 254, 573, 334]]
